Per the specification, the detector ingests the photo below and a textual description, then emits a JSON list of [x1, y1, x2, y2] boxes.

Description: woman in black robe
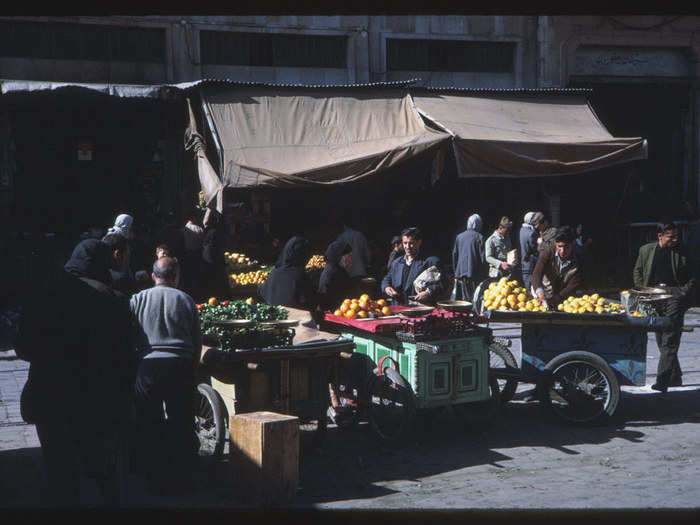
[[316, 240, 353, 312], [258, 236, 315, 309]]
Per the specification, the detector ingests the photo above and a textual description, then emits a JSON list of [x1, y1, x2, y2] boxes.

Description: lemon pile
[[305, 254, 326, 270], [482, 277, 546, 312], [558, 294, 624, 314], [225, 252, 256, 272], [229, 270, 269, 288]]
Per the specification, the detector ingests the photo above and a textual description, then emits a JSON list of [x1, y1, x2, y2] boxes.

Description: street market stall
[[320, 299, 501, 443], [471, 279, 672, 424], [195, 303, 354, 456]]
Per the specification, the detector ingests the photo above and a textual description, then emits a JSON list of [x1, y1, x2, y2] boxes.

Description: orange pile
[[333, 294, 391, 319]]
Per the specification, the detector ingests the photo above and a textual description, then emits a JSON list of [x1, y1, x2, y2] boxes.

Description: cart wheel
[[537, 351, 620, 424], [488, 341, 519, 403], [473, 277, 499, 314], [195, 383, 226, 458], [366, 369, 416, 445], [452, 373, 501, 431]]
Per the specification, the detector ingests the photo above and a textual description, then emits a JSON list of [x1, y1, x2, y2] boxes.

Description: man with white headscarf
[[519, 211, 541, 292], [451, 213, 486, 301]]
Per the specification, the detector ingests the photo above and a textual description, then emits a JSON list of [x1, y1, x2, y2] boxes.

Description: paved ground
[[1, 312, 699, 509]]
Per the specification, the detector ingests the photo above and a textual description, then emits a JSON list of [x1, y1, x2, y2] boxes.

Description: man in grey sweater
[[130, 256, 201, 494]]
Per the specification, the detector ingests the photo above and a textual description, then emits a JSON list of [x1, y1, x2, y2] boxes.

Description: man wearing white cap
[[104, 213, 148, 293]]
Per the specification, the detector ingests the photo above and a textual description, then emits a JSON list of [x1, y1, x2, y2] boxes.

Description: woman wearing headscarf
[[316, 240, 353, 312], [519, 211, 541, 293], [258, 236, 316, 309], [451, 214, 485, 301], [102, 213, 149, 294], [200, 211, 228, 300]]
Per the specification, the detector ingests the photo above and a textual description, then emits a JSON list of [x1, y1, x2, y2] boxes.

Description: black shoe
[[669, 379, 683, 387], [651, 383, 668, 393]]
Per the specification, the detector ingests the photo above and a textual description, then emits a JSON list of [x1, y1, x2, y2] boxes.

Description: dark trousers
[[35, 418, 126, 507], [653, 289, 688, 388], [132, 357, 198, 487], [452, 277, 477, 302]]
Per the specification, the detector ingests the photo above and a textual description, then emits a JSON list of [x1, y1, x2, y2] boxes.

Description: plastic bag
[[414, 265, 441, 293]]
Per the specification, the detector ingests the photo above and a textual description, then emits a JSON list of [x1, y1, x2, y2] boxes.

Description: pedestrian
[[451, 213, 486, 301], [519, 211, 540, 292], [182, 210, 204, 297], [200, 211, 228, 300], [155, 244, 172, 260], [130, 256, 201, 494], [259, 235, 316, 309], [316, 240, 353, 312], [633, 219, 696, 393], [15, 234, 137, 507], [386, 235, 404, 272], [336, 213, 371, 282], [382, 227, 444, 306], [155, 212, 186, 263], [485, 216, 514, 279], [103, 213, 149, 294], [535, 213, 557, 255]]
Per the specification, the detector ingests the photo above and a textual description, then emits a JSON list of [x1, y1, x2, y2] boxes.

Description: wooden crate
[[229, 411, 299, 506]]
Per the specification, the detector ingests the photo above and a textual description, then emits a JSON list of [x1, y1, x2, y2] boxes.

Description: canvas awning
[[188, 86, 451, 211], [413, 92, 647, 178]]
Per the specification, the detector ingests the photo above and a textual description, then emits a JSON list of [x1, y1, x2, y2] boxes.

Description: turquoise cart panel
[[342, 331, 490, 409], [521, 324, 648, 386]]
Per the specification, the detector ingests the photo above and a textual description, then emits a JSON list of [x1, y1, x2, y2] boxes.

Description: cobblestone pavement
[[1, 312, 699, 509]]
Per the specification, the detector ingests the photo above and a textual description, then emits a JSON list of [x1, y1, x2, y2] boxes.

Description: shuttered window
[[200, 30, 347, 69], [0, 21, 166, 62], [387, 38, 514, 73]]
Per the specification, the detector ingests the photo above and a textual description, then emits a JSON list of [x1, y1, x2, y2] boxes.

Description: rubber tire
[[537, 351, 620, 425], [452, 373, 501, 432], [195, 383, 226, 459], [488, 341, 519, 404], [366, 371, 416, 446]]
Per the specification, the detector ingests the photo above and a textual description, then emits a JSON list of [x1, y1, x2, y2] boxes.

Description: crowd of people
[[9, 203, 697, 506]]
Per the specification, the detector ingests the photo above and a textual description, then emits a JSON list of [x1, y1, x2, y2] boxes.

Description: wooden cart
[[195, 307, 354, 457]]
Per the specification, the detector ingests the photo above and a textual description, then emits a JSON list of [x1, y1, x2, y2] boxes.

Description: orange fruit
[[360, 294, 370, 301], [381, 306, 391, 316], [349, 304, 358, 312], [357, 310, 368, 319], [346, 310, 357, 320], [208, 297, 218, 306], [333, 309, 342, 316], [342, 299, 351, 305], [376, 299, 386, 307], [339, 303, 349, 313]]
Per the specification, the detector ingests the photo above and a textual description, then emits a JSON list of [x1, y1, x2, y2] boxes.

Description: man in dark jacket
[[259, 236, 316, 309], [531, 226, 584, 309], [15, 234, 136, 507], [382, 227, 444, 305], [452, 213, 485, 301], [633, 220, 696, 393], [519, 211, 541, 292]]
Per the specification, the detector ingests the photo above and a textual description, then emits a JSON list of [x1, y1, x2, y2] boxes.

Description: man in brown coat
[[531, 226, 584, 309]]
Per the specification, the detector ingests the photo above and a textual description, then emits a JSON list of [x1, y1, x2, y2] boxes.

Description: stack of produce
[[197, 298, 289, 350], [228, 270, 269, 289], [305, 254, 326, 271], [224, 252, 257, 273], [482, 277, 547, 312], [558, 294, 625, 314], [333, 294, 391, 319]]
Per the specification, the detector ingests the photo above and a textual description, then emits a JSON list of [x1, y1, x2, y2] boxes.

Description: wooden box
[[229, 411, 299, 506]]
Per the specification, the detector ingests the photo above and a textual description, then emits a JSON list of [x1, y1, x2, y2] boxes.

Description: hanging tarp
[[193, 86, 451, 198], [413, 92, 647, 178]]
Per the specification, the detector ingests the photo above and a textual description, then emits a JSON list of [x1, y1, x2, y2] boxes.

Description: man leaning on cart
[[531, 225, 584, 310], [633, 219, 696, 393]]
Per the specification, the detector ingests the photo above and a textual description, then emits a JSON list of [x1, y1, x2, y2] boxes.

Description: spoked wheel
[[366, 368, 416, 445], [452, 373, 501, 431], [195, 383, 226, 458], [488, 341, 519, 403], [328, 383, 361, 429], [538, 351, 620, 424]]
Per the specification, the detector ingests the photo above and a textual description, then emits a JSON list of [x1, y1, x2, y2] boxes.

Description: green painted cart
[[322, 308, 500, 444]]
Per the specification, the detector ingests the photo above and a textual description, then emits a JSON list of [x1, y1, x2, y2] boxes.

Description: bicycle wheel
[[488, 341, 519, 403], [195, 383, 226, 458]]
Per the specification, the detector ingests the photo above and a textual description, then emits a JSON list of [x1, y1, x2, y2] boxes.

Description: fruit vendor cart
[[473, 295, 672, 424], [321, 303, 501, 443], [195, 306, 354, 457]]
